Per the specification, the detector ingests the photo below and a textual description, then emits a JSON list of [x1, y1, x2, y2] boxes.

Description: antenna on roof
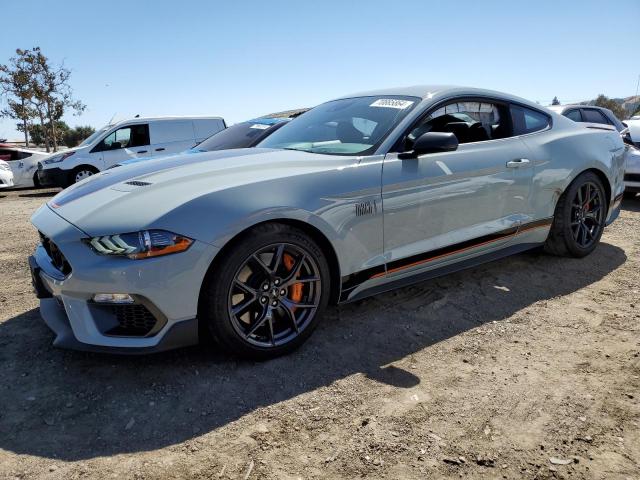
[[108, 113, 117, 125]]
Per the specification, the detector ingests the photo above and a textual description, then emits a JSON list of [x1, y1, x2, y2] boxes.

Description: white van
[[37, 116, 226, 187]]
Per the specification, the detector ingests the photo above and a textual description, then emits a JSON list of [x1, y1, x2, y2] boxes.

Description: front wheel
[[201, 223, 331, 359], [68, 166, 98, 186], [544, 171, 607, 258]]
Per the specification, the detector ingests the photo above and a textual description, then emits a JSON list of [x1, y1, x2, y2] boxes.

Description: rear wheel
[[68, 165, 98, 186], [201, 223, 330, 359], [544, 172, 607, 258]]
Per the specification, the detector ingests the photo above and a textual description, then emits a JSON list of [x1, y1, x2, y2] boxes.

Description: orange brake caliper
[[283, 253, 303, 308]]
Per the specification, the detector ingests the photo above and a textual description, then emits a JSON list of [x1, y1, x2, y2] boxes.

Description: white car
[[0, 159, 14, 188], [625, 145, 640, 197], [37, 116, 226, 187], [0, 144, 50, 188], [624, 118, 640, 148]]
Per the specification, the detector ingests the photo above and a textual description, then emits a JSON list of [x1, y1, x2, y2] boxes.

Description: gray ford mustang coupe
[[30, 85, 626, 358]]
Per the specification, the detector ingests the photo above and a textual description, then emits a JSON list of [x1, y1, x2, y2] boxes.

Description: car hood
[[44, 148, 355, 240]]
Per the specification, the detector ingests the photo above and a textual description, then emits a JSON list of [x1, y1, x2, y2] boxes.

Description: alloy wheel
[[227, 242, 322, 348], [75, 169, 94, 183], [570, 181, 604, 248]]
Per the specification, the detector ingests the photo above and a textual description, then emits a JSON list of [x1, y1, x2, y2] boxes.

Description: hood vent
[[124, 180, 152, 187]]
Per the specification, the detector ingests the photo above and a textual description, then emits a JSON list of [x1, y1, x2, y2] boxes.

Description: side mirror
[[401, 132, 458, 159], [110, 141, 122, 150]]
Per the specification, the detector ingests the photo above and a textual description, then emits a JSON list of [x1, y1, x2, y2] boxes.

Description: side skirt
[[341, 242, 543, 303]]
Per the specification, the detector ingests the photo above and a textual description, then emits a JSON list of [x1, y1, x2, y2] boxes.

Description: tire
[[544, 171, 607, 258], [201, 223, 331, 359], [32, 173, 41, 188], [623, 191, 637, 200], [67, 165, 98, 186]]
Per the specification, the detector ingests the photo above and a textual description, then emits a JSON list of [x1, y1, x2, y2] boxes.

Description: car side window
[[510, 105, 550, 135], [98, 124, 150, 151], [0, 149, 31, 161], [564, 109, 582, 122], [581, 109, 609, 125], [402, 100, 511, 150]]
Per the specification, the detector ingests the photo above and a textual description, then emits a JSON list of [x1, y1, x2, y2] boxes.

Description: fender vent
[[124, 180, 152, 187]]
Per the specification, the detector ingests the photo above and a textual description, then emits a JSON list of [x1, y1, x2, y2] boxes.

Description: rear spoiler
[[582, 122, 617, 132]]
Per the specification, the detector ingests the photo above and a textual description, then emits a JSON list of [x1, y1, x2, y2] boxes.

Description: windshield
[[258, 96, 419, 155], [194, 120, 284, 152], [79, 126, 112, 147]]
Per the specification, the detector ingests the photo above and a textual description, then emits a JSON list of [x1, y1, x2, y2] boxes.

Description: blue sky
[[1, 0, 639, 140]]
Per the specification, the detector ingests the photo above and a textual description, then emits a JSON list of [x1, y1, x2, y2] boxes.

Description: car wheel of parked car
[[545, 171, 606, 258], [201, 223, 330, 359], [69, 166, 98, 186]]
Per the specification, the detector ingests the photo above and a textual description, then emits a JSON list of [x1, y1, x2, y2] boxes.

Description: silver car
[[29, 85, 626, 358]]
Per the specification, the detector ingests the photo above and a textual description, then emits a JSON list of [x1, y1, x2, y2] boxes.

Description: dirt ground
[[0, 187, 638, 480]]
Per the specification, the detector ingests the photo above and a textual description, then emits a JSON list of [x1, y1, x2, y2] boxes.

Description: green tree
[[593, 94, 627, 120], [0, 49, 36, 146], [552, 96, 560, 105], [63, 125, 95, 147], [21, 120, 69, 146]]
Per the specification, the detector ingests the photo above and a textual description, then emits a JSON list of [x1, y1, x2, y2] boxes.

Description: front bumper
[[30, 204, 219, 353], [37, 166, 68, 188], [0, 171, 13, 188]]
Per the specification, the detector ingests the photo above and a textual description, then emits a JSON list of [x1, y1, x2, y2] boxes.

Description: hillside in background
[[577, 95, 640, 118]]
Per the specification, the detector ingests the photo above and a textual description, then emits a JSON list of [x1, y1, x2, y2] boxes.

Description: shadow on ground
[[0, 243, 626, 460], [18, 192, 58, 199]]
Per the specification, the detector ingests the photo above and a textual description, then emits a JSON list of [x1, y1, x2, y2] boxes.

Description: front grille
[[39, 232, 72, 275], [625, 173, 640, 182], [105, 304, 158, 336]]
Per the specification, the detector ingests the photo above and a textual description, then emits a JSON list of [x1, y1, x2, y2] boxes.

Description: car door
[[96, 124, 152, 169], [381, 99, 533, 277]]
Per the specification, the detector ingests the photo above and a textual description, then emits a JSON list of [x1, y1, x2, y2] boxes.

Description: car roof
[[0, 144, 47, 154], [333, 85, 544, 110], [547, 104, 611, 113], [112, 116, 224, 126]]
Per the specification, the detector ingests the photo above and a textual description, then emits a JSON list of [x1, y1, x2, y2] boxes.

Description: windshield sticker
[[250, 124, 270, 130], [370, 99, 414, 109]]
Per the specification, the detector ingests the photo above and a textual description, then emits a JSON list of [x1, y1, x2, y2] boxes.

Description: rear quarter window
[[564, 109, 582, 122], [510, 105, 550, 135], [582, 109, 610, 125]]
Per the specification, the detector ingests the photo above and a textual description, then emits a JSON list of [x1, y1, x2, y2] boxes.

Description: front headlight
[[43, 151, 75, 164], [86, 230, 193, 259], [0, 163, 10, 171]]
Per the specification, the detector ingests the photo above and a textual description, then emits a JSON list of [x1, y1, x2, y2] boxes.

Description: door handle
[[136, 150, 148, 154], [155, 147, 165, 152], [506, 158, 530, 168]]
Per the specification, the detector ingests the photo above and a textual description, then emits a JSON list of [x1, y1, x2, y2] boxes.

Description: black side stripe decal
[[339, 217, 553, 300]]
